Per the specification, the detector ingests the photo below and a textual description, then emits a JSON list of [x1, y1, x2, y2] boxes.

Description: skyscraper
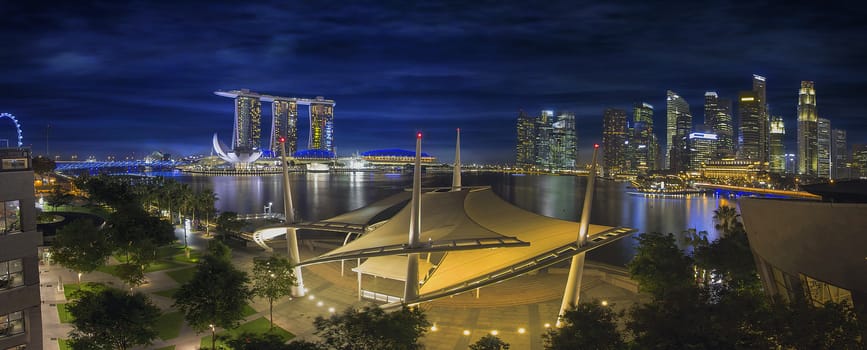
[[738, 91, 763, 162], [534, 110, 555, 169], [308, 97, 335, 152], [704, 92, 734, 158], [852, 144, 867, 179], [832, 129, 848, 180], [818, 118, 831, 179], [689, 132, 718, 171], [270, 99, 298, 157], [233, 93, 262, 153], [515, 110, 535, 169], [603, 108, 628, 176], [753, 75, 770, 164], [551, 112, 578, 170], [769, 116, 785, 173], [798, 81, 818, 176], [666, 90, 691, 169], [631, 102, 658, 173]]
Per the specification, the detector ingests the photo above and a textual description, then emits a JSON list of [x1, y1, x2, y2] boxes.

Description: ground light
[[490, 330, 499, 335], [518, 327, 526, 334], [463, 330, 471, 336], [601, 300, 609, 306], [544, 323, 551, 328]]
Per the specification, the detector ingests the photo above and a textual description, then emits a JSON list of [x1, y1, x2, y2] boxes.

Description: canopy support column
[[404, 132, 423, 302], [557, 144, 599, 326], [281, 138, 305, 297]]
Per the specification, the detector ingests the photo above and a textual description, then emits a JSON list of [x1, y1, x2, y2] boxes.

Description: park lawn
[[153, 287, 179, 299], [200, 317, 294, 349], [171, 250, 201, 264], [57, 303, 74, 323], [156, 311, 185, 340], [63, 282, 106, 300], [166, 267, 197, 284], [99, 260, 187, 277], [242, 303, 257, 317], [58, 339, 72, 350], [155, 346, 175, 350]]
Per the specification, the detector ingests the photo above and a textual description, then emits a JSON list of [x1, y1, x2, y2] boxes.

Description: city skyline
[[1, 2, 866, 163]]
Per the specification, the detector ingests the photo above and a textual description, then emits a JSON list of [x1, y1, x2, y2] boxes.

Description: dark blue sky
[[1, 1, 866, 164]]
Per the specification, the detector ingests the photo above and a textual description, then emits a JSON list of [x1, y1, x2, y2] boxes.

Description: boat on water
[[306, 163, 330, 173], [628, 175, 708, 196]]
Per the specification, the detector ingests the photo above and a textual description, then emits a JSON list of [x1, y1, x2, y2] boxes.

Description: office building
[[535, 110, 555, 170], [603, 108, 628, 176], [631, 102, 658, 173], [0, 147, 43, 349], [769, 116, 785, 173], [705, 92, 734, 158], [853, 144, 867, 179], [738, 91, 764, 162], [233, 93, 262, 153], [515, 110, 535, 169], [817, 118, 831, 179], [832, 129, 849, 180], [688, 132, 718, 171], [270, 99, 298, 157], [797, 81, 818, 176], [309, 97, 335, 152], [551, 112, 578, 170], [666, 90, 691, 169]]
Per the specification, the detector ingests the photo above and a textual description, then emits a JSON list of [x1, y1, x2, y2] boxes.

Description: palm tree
[[196, 189, 218, 236], [713, 205, 741, 236]]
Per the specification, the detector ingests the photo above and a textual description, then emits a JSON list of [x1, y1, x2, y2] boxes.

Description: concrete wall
[[740, 198, 867, 298]]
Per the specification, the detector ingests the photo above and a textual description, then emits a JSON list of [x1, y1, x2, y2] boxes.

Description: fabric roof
[[321, 191, 410, 226], [352, 255, 433, 281]]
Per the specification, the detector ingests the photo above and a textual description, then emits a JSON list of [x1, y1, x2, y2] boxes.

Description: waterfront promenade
[[40, 226, 646, 350]]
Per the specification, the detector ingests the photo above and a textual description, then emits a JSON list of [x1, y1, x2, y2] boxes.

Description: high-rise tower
[[515, 110, 535, 169], [832, 129, 848, 180], [632, 102, 657, 173], [738, 91, 763, 162], [769, 116, 785, 173], [818, 118, 831, 179], [753, 75, 770, 164], [666, 90, 691, 169], [705, 92, 734, 158], [797, 81, 818, 176], [552, 112, 578, 170], [270, 99, 298, 157], [308, 97, 335, 152], [233, 92, 262, 153], [603, 108, 628, 176], [535, 110, 555, 170]]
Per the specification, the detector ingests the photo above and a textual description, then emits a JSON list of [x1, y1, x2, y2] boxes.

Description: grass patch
[[57, 303, 74, 323], [153, 287, 179, 299], [242, 304, 257, 317], [63, 282, 106, 300], [166, 267, 197, 284], [171, 250, 201, 264], [48, 205, 110, 219], [58, 339, 72, 350], [156, 311, 185, 340], [155, 347, 175, 350], [200, 317, 294, 349]]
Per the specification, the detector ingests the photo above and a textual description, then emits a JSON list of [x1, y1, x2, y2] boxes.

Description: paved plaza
[[39, 227, 646, 350]]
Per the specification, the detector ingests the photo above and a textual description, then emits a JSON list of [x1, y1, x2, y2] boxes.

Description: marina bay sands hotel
[[214, 89, 336, 157]]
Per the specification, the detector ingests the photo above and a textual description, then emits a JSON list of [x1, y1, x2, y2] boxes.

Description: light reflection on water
[[166, 171, 735, 266]]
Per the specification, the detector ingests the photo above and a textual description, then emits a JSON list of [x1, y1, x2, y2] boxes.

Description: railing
[[361, 290, 403, 304]]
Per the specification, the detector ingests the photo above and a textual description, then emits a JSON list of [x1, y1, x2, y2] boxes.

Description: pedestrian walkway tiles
[[199, 317, 294, 348]]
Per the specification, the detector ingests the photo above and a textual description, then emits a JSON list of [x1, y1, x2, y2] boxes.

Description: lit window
[[0, 310, 25, 339], [1, 200, 21, 235], [0, 259, 24, 291]]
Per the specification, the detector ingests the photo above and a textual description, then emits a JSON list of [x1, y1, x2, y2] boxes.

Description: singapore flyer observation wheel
[[0, 112, 23, 147]]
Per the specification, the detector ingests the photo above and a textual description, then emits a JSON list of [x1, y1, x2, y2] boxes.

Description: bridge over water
[[56, 160, 186, 171], [694, 183, 822, 200]]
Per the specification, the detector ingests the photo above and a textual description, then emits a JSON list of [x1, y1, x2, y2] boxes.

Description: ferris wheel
[[0, 112, 23, 147]]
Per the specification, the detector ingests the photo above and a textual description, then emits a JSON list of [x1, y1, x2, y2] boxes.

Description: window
[[1, 158, 28, 170], [800, 274, 853, 306], [0, 310, 24, 339], [0, 259, 23, 290], [4, 344, 26, 350], [0, 200, 21, 235]]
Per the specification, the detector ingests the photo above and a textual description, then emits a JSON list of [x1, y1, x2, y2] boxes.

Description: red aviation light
[[279, 136, 286, 143], [417, 132, 423, 139], [594, 144, 599, 149]]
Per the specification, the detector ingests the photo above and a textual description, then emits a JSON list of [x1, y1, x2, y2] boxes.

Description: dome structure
[[212, 133, 262, 164]]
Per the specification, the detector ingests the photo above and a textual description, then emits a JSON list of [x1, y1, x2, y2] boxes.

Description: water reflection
[[171, 171, 735, 266]]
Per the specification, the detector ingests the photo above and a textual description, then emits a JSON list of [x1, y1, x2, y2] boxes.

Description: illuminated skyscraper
[[818, 118, 831, 179], [309, 97, 335, 152], [738, 91, 763, 162], [853, 144, 867, 178], [515, 110, 535, 169], [603, 108, 628, 176], [769, 116, 785, 173], [797, 81, 818, 176], [551, 112, 577, 170], [270, 99, 298, 157], [631, 102, 657, 173], [753, 75, 770, 164], [666, 90, 691, 169], [704, 92, 734, 158], [233, 93, 262, 153], [689, 132, 718, 171], [831, 129, 848, 180]]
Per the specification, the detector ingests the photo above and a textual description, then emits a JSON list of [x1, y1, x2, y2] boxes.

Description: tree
[[51, 219, 111, 283], [67, 288, 161, 350], [46, 184, 74, 210], [215, 211, 244, 240], [32, 155, 56, 175], [544, 302, 625, 350], [470, 334, 511, 350], [627, 232, 693, 298], [313, 305, 430, 350], [767, 298, 864, 350], [252, 256, 296, 329], [174, 254, 252, 350], [224, 332, 323, 350], [196, 189, 218, 236], [712, 205, 742, 236], [693, 229, 761, 291]]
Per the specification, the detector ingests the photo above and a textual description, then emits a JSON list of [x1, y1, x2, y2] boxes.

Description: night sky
[[2, 1, 866, 164]]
